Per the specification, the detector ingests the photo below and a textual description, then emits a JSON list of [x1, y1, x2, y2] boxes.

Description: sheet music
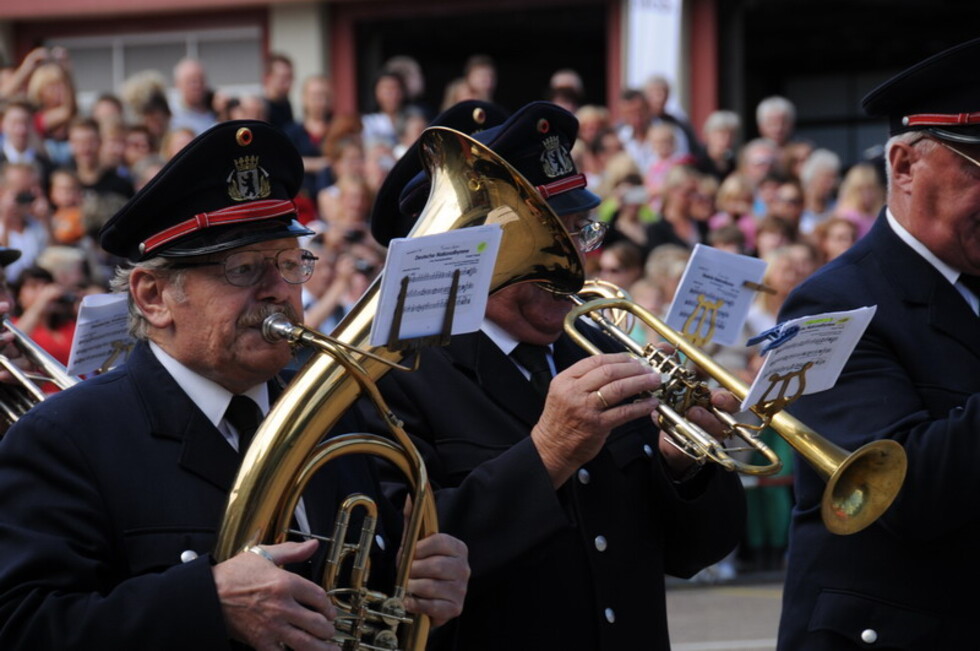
[[740, 306, 877, 412], [369, 225, 502, 346], [68, 293, 136, 376], [665, 244, 768, 346]]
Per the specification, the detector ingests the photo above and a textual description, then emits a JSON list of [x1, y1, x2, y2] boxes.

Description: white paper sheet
[[664, 244, 768, 346], [369, 225, 502, 347], [740, 306, 877, 413], [67, 293, 136, 376]]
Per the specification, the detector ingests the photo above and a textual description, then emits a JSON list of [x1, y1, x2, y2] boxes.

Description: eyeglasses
[[936, 139, 980, 170], [171, 248, 318, 287], [568, 220, 608, 253]]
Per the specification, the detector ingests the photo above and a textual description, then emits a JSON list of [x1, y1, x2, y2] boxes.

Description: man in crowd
[[643, 74, 699, 158], [170, 57, 217, 136], [777, 38, 980, 649], [0, 120, 468, 650], [359, 101, 746, 650], [262, 52, 296, 130], [0, 100, 55, 187]]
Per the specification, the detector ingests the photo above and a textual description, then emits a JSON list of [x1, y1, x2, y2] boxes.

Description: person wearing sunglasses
[[0, 121, 469, 650], [777, 38, 980, 650]]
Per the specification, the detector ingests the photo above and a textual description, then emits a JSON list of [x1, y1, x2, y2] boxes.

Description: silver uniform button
[[860, 629, 878, 644], [604, 607, 616, 624], [375, 534, 386, 551], [179, 550, 198, 563], [643, 444, 654, 458], [577, 468, 591, 484], [594, 535, 608, 552]]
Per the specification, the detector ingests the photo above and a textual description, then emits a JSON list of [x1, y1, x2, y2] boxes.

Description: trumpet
[[564, 288, 907, 536], [0, 317, 78, 429]]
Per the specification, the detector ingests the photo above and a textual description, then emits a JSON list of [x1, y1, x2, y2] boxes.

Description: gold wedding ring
[[595, 389, 610, 410]]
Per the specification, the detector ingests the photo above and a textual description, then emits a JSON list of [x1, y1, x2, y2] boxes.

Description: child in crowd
[[47, 168, 84, 245]]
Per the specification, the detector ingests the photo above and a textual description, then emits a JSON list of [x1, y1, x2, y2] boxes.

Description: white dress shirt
[[886, 209, 979, 315]]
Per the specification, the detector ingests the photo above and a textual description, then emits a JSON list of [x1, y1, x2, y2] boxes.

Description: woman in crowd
[[753, 215, 797, 260], [810, 215, 858, 266], [709, 173, 759, 253], [360, 70, 408, 150], [10, 264, 79, 367], [832, 161, 885, 239], [284, 74, 335, 203], [595, 239, 645, 292], [644, 165, 709, 254], [694, 109, 741, 182], [26, 59, 78, 167], [797, 148, 841, 235], [597, 167, 656, 253]]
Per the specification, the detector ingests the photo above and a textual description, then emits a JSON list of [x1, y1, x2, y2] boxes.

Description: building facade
[[2, 0, 979, 166]]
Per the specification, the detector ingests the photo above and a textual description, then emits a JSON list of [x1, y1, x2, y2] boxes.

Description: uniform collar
[[148, 340, 270, 428], [886, 208, 979, 313], [885, 208, 960, 286], [481, 317, 554, 357]]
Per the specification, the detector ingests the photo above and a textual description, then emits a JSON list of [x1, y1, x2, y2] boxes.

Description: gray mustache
[[239, 303, 301, 329]]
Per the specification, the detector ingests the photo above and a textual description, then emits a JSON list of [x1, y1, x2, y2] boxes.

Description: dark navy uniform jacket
[[356, 326, 745, 650], [777, 213, 980, 650], [0, 341, 394, 649]]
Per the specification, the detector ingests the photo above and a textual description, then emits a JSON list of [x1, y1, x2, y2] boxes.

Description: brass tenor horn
[[215, 126, 585, 649], [564, 291, 907, 536], [0, 317, 78, 429]]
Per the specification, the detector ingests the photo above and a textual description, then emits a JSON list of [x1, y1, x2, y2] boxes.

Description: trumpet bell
[[823, 438, 907, 535], [565, 295, 908, 536]]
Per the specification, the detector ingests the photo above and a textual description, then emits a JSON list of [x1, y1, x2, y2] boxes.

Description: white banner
[[624, 0, 684, 94]]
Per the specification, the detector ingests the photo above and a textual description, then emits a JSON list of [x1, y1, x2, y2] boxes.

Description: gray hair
[[756, 95, 796, 125], [800, 148, 841, 187], [109, 258, 187, 340], [884, 131, 936, 192], [703, 109, 740, 134]]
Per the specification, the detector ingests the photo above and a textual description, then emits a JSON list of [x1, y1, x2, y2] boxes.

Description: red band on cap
[[536, 173, 587, 200], [140, 199, 296, 255], [904, 112, 980, 127]]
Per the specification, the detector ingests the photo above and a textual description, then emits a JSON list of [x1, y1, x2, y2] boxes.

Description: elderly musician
[[0, 120, 468, 650], [777, 38, 980, 649], [356, 101, 746, 650]]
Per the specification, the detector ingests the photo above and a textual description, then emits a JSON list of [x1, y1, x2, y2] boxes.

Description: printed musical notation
[[405, 267, 479, 282], [405, 282, 476, 298], [403, 296, 475, 313], [370, 225, 503, 346], [740, 306, 876, 412], [665, 244, 767, 346], [68, 293, 137, 376]]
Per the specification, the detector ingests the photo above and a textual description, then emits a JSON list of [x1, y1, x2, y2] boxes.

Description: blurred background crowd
[[0, 46, 885, 577]]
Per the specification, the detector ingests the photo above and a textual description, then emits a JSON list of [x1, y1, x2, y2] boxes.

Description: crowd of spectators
[[0, 46, 885, 575]]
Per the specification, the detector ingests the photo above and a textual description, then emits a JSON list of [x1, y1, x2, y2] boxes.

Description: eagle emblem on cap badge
[[540, 135, 575, 179], [227, 155, 272, 202]]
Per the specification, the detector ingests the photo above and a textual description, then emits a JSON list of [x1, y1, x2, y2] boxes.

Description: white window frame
[[48, 26, 263, 114]]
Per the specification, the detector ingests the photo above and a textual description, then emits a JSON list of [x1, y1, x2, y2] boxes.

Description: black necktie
[[224, 395, 263, 457], [511, 343, 553, 397]]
